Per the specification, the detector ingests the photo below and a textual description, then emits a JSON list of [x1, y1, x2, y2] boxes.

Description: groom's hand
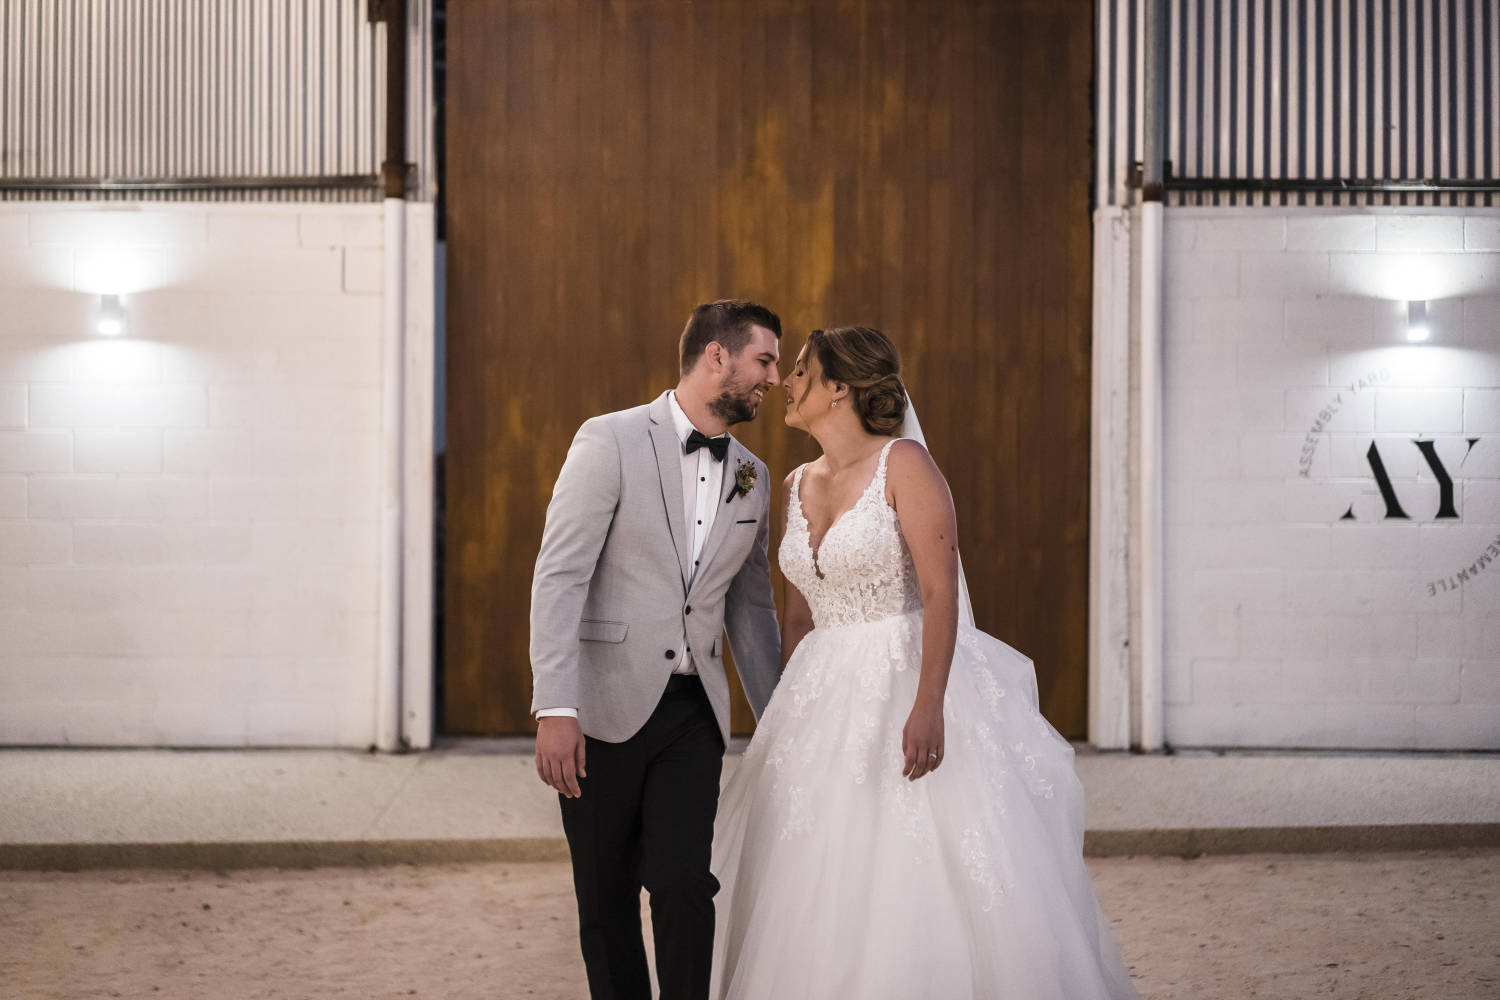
[[536, 716, 587, 798]]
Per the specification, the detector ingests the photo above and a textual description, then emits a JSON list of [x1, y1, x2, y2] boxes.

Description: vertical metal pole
[[369, 0, 409, 198]]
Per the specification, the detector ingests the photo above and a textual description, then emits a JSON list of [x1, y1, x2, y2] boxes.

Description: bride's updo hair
[[806, 326, 908, 436]]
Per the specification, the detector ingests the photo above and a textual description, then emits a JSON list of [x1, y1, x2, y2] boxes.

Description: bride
[[709, 327, 1139, 999]]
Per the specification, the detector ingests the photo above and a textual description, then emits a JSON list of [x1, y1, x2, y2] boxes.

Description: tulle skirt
[[710, 610, 1139, 1000]]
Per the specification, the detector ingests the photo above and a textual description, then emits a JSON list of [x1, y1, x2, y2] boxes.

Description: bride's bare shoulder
[[885, 438, 937, 475], [786, 455, 827, 486], [886, 437, 926, 458], [884, 438, 950, 503]]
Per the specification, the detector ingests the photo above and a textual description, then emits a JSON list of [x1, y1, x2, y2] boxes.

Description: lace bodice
[[780, 438, 924, 628]]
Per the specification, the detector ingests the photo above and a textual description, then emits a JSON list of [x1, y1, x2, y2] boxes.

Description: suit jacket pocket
[[579, 618, 629, 643]]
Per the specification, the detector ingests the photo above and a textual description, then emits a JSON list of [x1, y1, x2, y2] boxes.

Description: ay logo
[[1342, 438, 1480, 521]]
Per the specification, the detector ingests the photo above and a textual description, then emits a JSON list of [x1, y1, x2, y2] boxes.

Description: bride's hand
[[902, 703, 945, 781]]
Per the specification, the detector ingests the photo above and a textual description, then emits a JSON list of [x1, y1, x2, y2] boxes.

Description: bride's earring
[[831, 400, 838, 409]]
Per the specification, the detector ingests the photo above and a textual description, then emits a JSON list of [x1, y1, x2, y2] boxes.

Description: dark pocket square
[[735, 519, 756, 524]]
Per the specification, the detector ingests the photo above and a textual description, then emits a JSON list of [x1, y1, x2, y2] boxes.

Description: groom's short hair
[[679, 299, 782, 374]]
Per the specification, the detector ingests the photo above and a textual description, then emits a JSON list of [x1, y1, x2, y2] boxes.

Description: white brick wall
[[1286, 216, 1377, 252], [0, 204, 385, 747], [1163, 208, 1500, 750]]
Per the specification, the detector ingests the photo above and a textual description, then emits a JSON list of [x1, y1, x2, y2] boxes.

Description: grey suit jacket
[[529, 391, 782, 746]]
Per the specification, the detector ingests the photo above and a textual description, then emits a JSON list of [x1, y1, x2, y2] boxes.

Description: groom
[[530, 299, 785, 1000]]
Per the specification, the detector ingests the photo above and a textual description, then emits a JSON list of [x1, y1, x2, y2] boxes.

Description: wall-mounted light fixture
[[96, 294, 126, 337], [1406, 300, 1430, 343]]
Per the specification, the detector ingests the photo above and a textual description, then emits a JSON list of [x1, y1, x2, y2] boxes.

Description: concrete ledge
[[8, 824, 1500, 871], [6, 748, 1497, 871]]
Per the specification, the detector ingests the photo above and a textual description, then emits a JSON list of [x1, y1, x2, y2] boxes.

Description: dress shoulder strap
[[875, 437, 900, 480], [789, 462, 810, 513]]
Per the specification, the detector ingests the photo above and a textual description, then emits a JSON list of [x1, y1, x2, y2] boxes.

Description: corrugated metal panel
[[1098, 0, 1500, 208], [0, 0, 431, 203]]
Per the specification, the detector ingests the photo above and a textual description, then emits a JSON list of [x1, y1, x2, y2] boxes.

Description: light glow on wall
[[1330, 252, 1494, 303], [1325, 344, 1495, 389], [73, 247, 161, 296]]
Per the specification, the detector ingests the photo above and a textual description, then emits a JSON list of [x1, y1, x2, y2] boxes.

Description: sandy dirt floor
[[2, 850, 1496, 1000]]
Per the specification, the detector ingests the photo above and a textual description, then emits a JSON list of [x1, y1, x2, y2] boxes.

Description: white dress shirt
[[668, 389, 728, 593], [536, 391, 727, 719]]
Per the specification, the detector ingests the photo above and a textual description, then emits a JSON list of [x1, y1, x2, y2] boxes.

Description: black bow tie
[[685, 429, 730, 462]]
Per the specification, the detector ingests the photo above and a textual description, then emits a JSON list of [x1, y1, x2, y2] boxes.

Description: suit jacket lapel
[[647, 395, 692, 590], [690, 437, 748, 594]]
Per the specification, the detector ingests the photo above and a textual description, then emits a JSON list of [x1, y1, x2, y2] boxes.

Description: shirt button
[[697, 519, 702, 525], [665, 650, 676, 660], [700, 476, 706, 482]]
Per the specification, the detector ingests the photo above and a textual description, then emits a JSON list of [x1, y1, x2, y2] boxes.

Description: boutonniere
[[726, 460, 757, 503]]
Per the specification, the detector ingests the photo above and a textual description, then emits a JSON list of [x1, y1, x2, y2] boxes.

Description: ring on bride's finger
[[928, 751, 939, 759]]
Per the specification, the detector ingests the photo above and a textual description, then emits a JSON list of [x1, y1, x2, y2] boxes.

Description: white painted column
[[1089, 206, 1134, 750], [376, 198, 408, 751], [401, 202, 436, 750]]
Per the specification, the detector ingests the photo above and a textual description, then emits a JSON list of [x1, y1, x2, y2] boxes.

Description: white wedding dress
[[709, 439, 1139, 999]]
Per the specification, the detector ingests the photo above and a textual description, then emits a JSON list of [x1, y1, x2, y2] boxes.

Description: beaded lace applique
[[780, 439, 923, 629]]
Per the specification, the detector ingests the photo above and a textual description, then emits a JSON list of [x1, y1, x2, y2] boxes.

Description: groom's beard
[[708, 370, 766, 426]]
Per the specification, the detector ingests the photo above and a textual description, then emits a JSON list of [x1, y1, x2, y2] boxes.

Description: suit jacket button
[[665, 650, 676, 660], [685, 606, 693, 615]]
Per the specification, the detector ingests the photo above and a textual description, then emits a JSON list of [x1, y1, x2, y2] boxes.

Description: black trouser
[[559, 674, 725, 1000]]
